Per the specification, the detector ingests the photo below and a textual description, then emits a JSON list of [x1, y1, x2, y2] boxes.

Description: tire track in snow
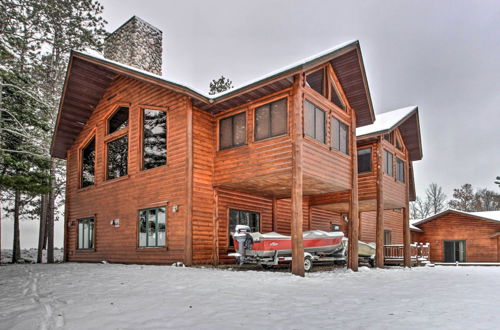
[[23, 266, 65, 330]]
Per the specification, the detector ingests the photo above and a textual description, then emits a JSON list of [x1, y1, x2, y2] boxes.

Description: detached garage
[[413, 210, 500, 263]]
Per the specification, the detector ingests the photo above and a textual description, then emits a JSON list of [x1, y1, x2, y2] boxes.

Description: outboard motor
[[233, 225, 253, 264]]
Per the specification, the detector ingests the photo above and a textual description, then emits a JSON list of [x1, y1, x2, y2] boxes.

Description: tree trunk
[[47, 159, 56, 263], [12, 190, 21, 263], [37, 194, 48, 263]]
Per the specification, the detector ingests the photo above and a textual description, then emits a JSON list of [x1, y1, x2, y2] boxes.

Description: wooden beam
[[403, 159, 411, 267], [376, 138, 385, 268], [291, 73, 305, 277], [184, 98, 193, 266], [348, 110, 359, 271]]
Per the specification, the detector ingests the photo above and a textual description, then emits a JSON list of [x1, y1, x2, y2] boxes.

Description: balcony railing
[[384, 242, 430, 265]]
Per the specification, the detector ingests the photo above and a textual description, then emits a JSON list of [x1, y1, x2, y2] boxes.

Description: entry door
[[444, 240, 466, 262]]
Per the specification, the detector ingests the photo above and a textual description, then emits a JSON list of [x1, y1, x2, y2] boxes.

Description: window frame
[[384, 150, 394, 176], [357, 147, 372, 174], [331, 116, 349, 155], [106, 105, 130, 136], [396, 158, 405, 182], [254, 97, 288, 142], [137, 206, 167, 248], [305, 64, 349, 112], [384, 230, 392, 245], [105, 134, 129, 180], [78, 131, 96, 189], [218, 111, 247, 150], [77, 217, 95, 250], [140, 106, 168, 170], [304, 100, 326, 144], [228, 208, 261, 248]]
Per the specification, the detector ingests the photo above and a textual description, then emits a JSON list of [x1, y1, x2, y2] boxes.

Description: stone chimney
[[104, 16, 163, 75]]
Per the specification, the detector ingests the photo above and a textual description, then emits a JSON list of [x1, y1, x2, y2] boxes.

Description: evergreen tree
[[0, 0, 107, 262], [448, 183, 476, 212], [209, 75, 234, 95]]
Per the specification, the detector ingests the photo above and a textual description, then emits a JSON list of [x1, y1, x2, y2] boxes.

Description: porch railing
[[384, 242, 430, 265]]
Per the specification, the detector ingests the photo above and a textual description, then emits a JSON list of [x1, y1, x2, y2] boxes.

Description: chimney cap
[[105, 15, 162, 40]]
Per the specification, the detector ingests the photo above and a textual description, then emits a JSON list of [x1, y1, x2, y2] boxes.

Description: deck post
[[403, 158, 411, 267], [185, 98, 193, 266], [348, 111, 359, 271], [272, 198, 278, 232], [375, 140, 385, 268], [291, 73, 305, 277]]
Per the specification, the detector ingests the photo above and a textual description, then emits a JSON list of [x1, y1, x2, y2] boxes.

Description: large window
[[106, 106, 129, 180], [357, 148, 372, 173], [219, 112, 246, 150], [81, 137, 95, 187], [254, 98, 287, 141], [138, 207, 166, 248], [143, 109, 167, 169], [78, 218, 94, 249], [228, 209, 260, 247], [107, 135, 128, 179], [384, 150, 393, 176], [304, 100, 326, 143], [331, 117, 349, 154], [396, 158, 405, 182]]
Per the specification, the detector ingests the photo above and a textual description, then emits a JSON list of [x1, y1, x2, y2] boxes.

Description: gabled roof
[[356, 106, 423, 161], [413, 209, 500, 227], [51, 40, 375, 159]]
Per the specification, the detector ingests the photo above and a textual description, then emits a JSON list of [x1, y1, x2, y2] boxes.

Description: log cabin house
[[50, 16, 422, 274], [412, 210, 500, 263]]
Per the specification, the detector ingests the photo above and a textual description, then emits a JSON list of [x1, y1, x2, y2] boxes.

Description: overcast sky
[[2, 0, 499, 249]]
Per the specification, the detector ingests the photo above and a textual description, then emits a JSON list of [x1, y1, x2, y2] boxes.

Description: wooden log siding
[[66, 76, 188, 264], [415, 213, 500, 262], [360, 210, 404, 244], [192, 107, 216, 264], [213, 91, 294, 198]]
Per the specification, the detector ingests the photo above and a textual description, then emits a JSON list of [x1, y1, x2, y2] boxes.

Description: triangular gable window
[[329, 81, 346, 111], [306, 68, 325, 96]]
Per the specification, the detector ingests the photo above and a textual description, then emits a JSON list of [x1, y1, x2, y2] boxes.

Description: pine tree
[[0, 0, 107, 262], [209, 75, 234, 95], [448, 183, 475, 212]]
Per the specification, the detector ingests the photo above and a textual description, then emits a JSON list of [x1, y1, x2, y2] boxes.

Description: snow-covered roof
[[78, 39, 359, 101], [413, 209, 500, 228], [211, 40, 357, 99], [410, 219, 424, 232], [356, 106, 417, 137]]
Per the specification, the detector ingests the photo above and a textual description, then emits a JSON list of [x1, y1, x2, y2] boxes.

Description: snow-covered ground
[[0, 264, 499, 330]]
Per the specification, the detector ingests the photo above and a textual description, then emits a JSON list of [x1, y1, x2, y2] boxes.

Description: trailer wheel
[[304, 257, 313, 272]]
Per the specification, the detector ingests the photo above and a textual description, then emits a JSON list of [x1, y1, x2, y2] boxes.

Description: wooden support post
[[291, 73, 305, 277], [348, 112, 359, 271], [185, 98, 193, 266], [213, 188, 219, 265], [403, 158, 411, 267], [272, 198, 278, 232], [376, 141, 385, 268]]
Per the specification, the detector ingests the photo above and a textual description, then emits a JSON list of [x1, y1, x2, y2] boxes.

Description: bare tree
[[474, 188, 500, 211], [410, 196, 432, 220], [425, 183, 447, 215]]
